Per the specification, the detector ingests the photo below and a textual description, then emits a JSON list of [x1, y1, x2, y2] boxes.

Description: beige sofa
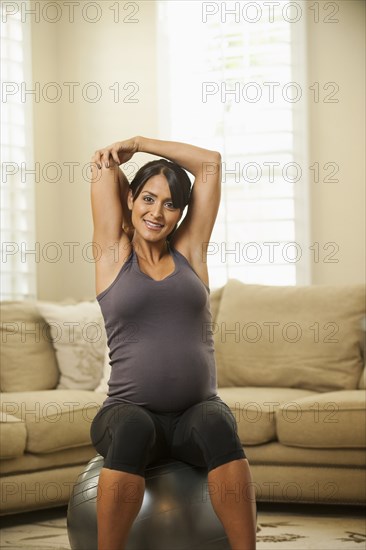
[[1, 280, 365, 515]]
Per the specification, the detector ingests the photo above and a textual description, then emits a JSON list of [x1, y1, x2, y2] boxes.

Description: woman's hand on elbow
[[91, 137, 140, 169]]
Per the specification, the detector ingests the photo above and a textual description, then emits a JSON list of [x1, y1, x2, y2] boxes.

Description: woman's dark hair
[[129, 159, 192, 242]]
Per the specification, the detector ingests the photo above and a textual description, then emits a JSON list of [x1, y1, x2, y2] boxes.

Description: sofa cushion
[[0, 446, 96, 475], [218, 386, 316, 445], [214, 280, 365, 392], [0, 301, 60, 392], [276, 390, 366, 449], [36, 301, 107, 390], [0, 390, 106, 454], [0, 412, 27, 459], [209, 286, 224, 323], [245, 440, 366, 468]]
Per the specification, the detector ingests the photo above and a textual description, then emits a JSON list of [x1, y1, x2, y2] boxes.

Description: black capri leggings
[[90, 396, 246, 477]]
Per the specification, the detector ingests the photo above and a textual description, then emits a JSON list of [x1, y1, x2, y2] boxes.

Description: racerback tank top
[[96, 242, 218, 412]]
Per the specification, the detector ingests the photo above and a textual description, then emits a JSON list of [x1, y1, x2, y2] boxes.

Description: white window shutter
[[1, 1, 37, 300], [157, 1, 310, 289]]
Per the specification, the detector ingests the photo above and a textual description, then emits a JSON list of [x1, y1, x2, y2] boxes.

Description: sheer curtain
[[156, 1, 310, 290], [1, 1, 36, 300]]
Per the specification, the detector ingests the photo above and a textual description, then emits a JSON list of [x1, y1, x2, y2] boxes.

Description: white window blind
[[1, 1, 36, 300], [157, 1, 310, 290]]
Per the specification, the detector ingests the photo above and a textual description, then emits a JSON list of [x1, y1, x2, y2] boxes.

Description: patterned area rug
[[0, 503, 365, 549], [255, 503, 366, 549]]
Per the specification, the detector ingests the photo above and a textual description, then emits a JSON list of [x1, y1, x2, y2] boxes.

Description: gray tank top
[[96, 243, 218, 412]]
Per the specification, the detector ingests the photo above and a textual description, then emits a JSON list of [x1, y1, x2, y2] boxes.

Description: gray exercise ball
[[67, 454, 230, 550]]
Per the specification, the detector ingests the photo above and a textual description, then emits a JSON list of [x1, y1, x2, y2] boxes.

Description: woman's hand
[[92, 137, 140, 169]]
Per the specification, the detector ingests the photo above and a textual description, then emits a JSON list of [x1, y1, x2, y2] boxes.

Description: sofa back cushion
[[209, 286, 224, 323], [358, 366, 365, 389], [358, 316, 366, 389], [0, 301, 60, 391], [214, 280, 365, 392]]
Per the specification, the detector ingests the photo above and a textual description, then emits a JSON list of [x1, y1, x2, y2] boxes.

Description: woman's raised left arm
[[135, 136, 221, 178], [95, 135, 221, 177]]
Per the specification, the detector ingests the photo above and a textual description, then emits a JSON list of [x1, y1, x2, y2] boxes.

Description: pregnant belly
[[108, 348, 216, 412]]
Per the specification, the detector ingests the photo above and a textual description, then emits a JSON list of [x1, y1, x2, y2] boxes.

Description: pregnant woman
[[89, 136, 257, 550]]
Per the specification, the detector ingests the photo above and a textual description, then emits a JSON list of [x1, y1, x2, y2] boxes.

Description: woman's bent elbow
[[211, 151, 222, 164]]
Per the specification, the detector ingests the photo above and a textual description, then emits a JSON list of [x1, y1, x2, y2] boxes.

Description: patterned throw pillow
[[37, 301, 107, 390]]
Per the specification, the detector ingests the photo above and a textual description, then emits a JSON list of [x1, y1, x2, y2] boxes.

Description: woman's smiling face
[[128, 173, 182, 241]]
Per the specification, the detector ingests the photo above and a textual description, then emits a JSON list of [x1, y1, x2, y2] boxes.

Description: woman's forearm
[[136, 136, 221, 177]]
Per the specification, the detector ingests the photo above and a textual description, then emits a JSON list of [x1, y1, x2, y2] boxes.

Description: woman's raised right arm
[[90, 161, 125, 261], [90, 138, 139, 260]]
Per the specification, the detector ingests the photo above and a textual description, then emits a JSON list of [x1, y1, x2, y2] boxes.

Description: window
[[157, 1, 310, 289], [1, 1, 36, 300]]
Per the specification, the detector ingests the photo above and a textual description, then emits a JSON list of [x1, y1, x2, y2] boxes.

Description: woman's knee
[[187, 400, 243, 464], [193, 399, 238, 436], [101, 405, 159, 476], [91, 404, 157, 458], [111, 405, 157, 448]]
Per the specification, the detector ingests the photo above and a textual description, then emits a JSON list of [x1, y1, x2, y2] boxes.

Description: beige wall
[[32, 17, 63, 298], [32, 1, 365, 300], [307, 0, 365, 284], [32, 0, 158, 300]]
